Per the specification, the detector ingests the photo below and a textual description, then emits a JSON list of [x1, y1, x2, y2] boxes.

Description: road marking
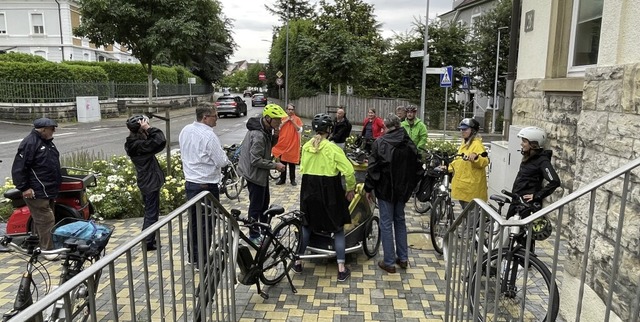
[[0, 132, 76, 145]]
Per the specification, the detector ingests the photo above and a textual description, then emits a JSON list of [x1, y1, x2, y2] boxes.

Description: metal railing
[[443, 157, 640, 322], [0, 80, 213, 103], [7, 191, 239, 322]]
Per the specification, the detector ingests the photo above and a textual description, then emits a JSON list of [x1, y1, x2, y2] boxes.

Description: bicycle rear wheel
[[259, 218, 301, 285], [413, 193, 431, 214], [223, 164, 243, 200], [468, 250, 559, 322], [429, 196, 450, 255]]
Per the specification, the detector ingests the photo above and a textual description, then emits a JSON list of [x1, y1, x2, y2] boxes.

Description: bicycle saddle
[[264, 205, 285, 217]]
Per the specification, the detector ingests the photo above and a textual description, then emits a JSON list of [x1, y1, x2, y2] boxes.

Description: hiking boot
[[395, 259, 408, 269], [378, 261, 396, 273]]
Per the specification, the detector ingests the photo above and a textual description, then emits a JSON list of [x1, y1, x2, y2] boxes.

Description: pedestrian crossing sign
[[462, 75, 471, 90], [440, 66, 453, 88]]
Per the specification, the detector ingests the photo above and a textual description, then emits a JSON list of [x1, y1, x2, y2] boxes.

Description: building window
[[0, 13, 7, 34], [34, 50, 47, 59], [31, 13, 45, 34], [84, 53, 90, 61], [568, 0, 603, 72]]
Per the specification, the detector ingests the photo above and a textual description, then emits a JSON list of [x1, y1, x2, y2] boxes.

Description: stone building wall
[[512, 64, 640, 321]]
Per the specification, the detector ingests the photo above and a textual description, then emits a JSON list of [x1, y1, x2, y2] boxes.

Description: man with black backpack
[[365, 114, 423, 273]]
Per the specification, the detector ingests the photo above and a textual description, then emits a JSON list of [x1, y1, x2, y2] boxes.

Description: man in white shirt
[[179, 103, 229, 268]]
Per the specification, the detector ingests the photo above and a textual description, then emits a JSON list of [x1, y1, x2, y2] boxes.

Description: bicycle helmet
[[406, 105, 418, 112], [517, 126, 546, 146], [312, 113, 333, 133], [126, 115, 149, 132], [262, 104, 287, 119], [458, 118, 480, 131], [531, 215, 552, 241]]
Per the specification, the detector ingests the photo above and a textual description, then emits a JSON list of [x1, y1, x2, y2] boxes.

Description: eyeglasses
[[204, 114, 218, 119]]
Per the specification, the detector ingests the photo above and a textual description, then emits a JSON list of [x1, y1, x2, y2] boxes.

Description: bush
[[424, 138, 458, 155], [0, 52, 48, 63]]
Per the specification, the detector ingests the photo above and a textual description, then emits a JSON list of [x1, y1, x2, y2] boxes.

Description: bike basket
[[52, 218, 114, 255], [416, 170, 440, 202]]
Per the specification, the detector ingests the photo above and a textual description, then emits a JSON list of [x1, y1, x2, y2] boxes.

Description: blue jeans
[[377, 199, 408, 267], [298, 226, 346, 264], [142, 190, 160, 246], [247, 181, 270, 239], [185, 181, 219, 264]]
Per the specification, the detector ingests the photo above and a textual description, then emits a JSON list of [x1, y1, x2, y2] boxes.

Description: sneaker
[[292, 263, 303, 273], [337, 267, 351, 282]]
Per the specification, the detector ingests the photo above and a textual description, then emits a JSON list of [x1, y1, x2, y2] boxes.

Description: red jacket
[[361, 116, 385, 139]]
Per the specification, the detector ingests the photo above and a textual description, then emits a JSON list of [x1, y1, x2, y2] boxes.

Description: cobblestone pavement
[[0, 175, 563, 321]]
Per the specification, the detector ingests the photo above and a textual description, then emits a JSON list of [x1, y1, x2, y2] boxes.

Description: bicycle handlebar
[[0, 236, 72, 257]]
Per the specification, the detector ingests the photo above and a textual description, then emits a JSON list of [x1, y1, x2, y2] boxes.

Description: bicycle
[[1, 219, 113, 322], [412, 152, 441, 214], [467, 190, 559, 322], [220, 144, 245, 200], [429, 151, 488, 255]]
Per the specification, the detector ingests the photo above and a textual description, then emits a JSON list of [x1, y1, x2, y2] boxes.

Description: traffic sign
[[425, 67, 446, 74], [410, 50, 424, 58], [440, 66, 453, 88], [276, 71, 283, 78], [258, 71, 266, 81], [462, 75, 471, 90], [276, 78, 284, 86]]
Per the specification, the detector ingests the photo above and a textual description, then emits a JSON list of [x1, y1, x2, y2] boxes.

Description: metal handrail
[[7, 190, 240, 322]]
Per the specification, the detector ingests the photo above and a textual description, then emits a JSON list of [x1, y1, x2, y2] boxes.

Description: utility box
[[76, 96, 101, 123], [487, 125, 523, 212]]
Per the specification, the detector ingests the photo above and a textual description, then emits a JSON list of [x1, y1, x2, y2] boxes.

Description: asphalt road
[[0, 95, 260, 185]]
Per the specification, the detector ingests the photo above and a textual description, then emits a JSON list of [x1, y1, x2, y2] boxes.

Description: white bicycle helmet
[[517, 126, 546, 146]]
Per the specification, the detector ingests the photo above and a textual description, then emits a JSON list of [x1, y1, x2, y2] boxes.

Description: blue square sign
[[440, 66, 453, 88]]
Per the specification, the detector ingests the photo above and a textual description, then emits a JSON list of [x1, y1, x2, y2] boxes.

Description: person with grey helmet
[[124, 114, 166, 251], [508, 126, 561, 219], [294, 113, 356, 282]]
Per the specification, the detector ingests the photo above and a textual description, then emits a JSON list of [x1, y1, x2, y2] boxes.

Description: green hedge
[[0, 61, 107, 82], [0, 52, 48, 63]]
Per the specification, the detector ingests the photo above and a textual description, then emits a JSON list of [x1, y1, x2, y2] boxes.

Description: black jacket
[[330, 117, 352, 144], [12, 129, 62, 199], [124, 127, 166, 194], [511, 149, 561, 202], [364, 128, 423, 203]]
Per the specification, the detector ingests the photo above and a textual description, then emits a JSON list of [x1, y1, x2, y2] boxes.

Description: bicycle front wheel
[[468, 250, 560, 322], [259, 218, 301, 285], [429, 196, 450, 254], [223, 164, 242, 200]]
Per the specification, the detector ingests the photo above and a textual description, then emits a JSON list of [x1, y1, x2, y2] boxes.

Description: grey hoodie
[[238, 117, 278, 186]]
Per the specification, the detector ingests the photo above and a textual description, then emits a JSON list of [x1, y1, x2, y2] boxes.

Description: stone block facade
[[512, 64, 640, 321]]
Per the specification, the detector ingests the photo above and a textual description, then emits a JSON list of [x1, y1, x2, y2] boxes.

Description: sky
[[221, 0, 454, 63]]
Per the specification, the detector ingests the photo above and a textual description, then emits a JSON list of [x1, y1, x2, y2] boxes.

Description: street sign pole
[[419, 0, 430, 123], [444, 87, 449, 139]]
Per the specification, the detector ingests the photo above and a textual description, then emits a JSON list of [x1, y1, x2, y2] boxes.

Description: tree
[[246, 62, 267, 89], [265, 0, 316, 23], [469, 0, 512, 96], [74, 0, 233, 101]]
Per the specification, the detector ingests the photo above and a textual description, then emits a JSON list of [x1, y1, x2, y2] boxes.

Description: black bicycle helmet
[[126, 115, 148, 132], [531, 215, 552, 241], [458, 118, 480, 131], [312, 113, 333, 133]]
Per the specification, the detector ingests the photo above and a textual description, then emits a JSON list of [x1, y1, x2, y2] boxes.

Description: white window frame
[[567, 0, 603, 76], [0, 13, 7, 34], [30, 13, 45, 35]]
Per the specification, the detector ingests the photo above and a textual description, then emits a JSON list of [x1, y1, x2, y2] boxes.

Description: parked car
[[243, 90, 253, 97], [215, 95, 247, 117], [251, 93, 268, 107]]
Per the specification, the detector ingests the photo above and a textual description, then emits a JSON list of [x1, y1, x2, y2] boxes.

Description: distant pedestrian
[[272, 103, 303, 186], [329, 108, 352, 150], [11, 118, 62, 256], [361, 108, 384, 153], [124, 115, 166, 251], [295, 113, 355, 282], [365, 114, 423, 273], [395, 106, 407, 122], [178, 104, 229, 268], [401, 105, 428, 153], [238, 104, 287, 245]]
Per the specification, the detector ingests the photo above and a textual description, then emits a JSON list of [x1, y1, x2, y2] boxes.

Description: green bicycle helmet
[[262, 104, 287, 119], [531, 215, 552, 241]]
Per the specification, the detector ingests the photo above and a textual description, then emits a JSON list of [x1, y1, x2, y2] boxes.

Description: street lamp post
[[492, 26, 508, 134], [284, 5, 290, 108]]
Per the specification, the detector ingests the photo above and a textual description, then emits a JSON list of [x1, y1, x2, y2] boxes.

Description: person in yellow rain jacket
[[294, 113, 355, 282], [449, 118, 489, 212]]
